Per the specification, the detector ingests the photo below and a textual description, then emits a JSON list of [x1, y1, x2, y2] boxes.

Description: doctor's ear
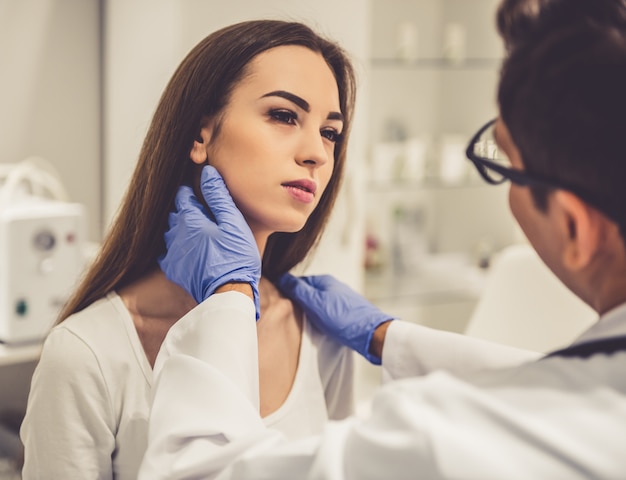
[[554, 190, 609, 271], [190, 116, 215, 165]]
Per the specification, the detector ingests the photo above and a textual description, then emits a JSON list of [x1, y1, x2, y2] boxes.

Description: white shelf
[[0, 343, 41, 367]]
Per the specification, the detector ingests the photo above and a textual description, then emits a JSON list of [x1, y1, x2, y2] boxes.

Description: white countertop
[[0, 342, 41, 367]]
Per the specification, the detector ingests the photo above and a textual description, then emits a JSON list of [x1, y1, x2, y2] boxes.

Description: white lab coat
[[139, 292, 626, 479]]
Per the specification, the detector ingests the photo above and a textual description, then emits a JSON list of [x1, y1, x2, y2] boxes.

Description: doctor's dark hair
[[496, 0, 626, 53], [497, 21, 626, 239], [58, 19, 356, 321]]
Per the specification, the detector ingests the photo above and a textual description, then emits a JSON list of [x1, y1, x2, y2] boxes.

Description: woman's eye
[[269, 109, 297, 125], [321, 128, 343, 143]]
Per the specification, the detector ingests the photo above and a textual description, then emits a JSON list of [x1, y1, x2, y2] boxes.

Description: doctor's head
[[496, 0, 626, 53], [471, 2, 626, 309], [121, 20, 356, 281]]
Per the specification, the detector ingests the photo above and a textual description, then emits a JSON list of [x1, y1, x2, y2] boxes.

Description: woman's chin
[[251, 214, 309, 236], [275, 221, 308, 235]]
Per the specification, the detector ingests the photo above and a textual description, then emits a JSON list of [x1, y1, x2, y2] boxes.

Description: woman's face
[[193, 45, 343, 247]]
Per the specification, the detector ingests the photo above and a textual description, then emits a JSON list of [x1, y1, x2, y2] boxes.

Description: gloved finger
[[171, 187, 217, 240], [278, 273, 319, 305], [199, 165, 246, 228], [298, 274, 344, 293], [174, 185, 206, 215], [277, 272, 299, 294]]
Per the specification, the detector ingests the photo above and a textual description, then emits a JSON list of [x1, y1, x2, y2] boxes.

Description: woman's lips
[[282, 179, 317, 204]]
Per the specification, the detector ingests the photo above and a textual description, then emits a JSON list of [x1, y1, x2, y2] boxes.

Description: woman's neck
[[256, 275, 303, 417], [259, 276, 280, 311], [118, 268, 197, 367], [119, 268, 197, 320]]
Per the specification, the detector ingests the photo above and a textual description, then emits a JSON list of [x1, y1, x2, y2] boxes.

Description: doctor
[[139, 0, 626, 478]]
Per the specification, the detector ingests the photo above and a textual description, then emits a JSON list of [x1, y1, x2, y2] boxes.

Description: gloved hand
[[278, 273, 394, 364], [159, 165, 261, 318]]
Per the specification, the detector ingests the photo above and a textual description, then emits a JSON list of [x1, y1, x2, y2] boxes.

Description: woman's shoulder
[[45, 292, 132, 358], [305, 314, 350, 355], [41, 291, 150, 382], [303, 315, 354, 378], [55, 292, 124, 331]]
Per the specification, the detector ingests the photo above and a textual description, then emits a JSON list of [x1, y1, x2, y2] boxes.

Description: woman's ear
[[190, 116, 214, 165], [553, 190, 607, 271]]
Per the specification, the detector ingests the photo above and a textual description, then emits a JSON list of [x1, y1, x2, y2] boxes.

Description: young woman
[[20, 20, 357, 479]]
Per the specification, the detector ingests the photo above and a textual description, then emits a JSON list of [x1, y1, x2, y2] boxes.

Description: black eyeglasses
[[465, 118, 556, 188], [465, 118, 622, 225]]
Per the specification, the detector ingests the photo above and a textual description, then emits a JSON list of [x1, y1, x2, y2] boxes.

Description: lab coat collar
[[571, 301, 626, 346]]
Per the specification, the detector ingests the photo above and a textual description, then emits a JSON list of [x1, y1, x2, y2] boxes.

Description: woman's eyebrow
[[327, 111, 344, 122], [261, 90, 344, 122]]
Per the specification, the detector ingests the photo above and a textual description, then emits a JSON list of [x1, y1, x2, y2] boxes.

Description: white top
[[20, 292, 353, 480], [139, 292, 626, 480]]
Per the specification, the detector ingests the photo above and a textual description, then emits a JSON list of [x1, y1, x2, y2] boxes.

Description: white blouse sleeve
[[381, 320, 540, 381], [20, 327, 116, 480]]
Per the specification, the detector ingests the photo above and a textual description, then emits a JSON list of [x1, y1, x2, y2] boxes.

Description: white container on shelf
[[370, 141, 404, 183], [438, 134, 469, 184], [396, 21, 418, 63], [401, 136, 429, 182], [443, 22, 466, 64]]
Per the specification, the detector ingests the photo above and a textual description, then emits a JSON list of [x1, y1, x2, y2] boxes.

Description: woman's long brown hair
[[57, 19, 357, 322]]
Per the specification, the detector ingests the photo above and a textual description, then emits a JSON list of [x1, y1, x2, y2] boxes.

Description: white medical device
[[0, 158, 86, 344]]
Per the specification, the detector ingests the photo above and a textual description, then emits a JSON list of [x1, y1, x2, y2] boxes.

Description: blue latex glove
[[278, 273, 394, 364], [159, 165, 261, 318]]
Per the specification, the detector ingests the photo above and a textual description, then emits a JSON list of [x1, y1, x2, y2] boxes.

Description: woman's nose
[[295, 130, 330, 168]]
